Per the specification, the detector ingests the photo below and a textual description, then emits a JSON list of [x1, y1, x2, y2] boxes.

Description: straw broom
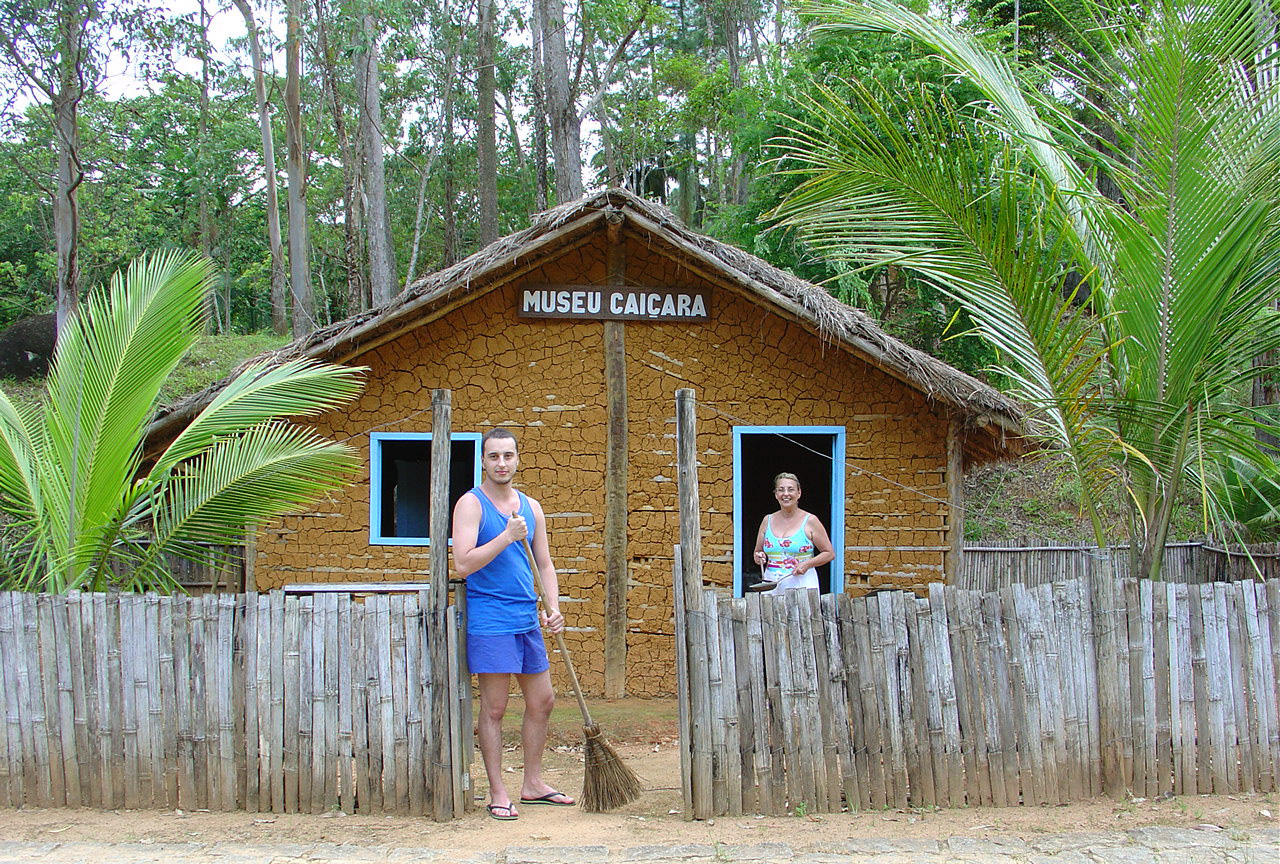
[[520, 538, 642, 812]]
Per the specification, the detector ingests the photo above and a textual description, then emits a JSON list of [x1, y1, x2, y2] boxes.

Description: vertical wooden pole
[[604, 212, 629, 698], [428, 388, 454, 821], [676, 387, 713, 818], [944, 416, 965, 584]]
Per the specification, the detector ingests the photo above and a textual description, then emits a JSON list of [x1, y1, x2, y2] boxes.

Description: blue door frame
[[732, 426, 845, 597]]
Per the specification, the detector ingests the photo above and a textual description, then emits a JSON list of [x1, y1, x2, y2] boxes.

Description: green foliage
[[775, 0, 1280, 578], [0, 251, 364, 594]]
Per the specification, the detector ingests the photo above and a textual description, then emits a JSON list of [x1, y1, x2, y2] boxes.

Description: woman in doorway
[[750, 472, 836, 594]]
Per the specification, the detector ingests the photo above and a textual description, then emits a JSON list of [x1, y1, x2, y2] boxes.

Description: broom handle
[[520, 537, 594, 728]]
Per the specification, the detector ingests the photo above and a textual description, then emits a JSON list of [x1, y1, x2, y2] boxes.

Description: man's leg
[[475, 672, 515, 812], [515, 670, 572, 803]]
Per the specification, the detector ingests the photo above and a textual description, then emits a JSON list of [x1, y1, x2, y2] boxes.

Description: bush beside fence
[[676, 575, 1280, 818], [0, 590, 470, 816]]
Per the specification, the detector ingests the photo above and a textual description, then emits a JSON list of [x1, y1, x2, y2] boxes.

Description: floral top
[[761, 514, 818, 594]]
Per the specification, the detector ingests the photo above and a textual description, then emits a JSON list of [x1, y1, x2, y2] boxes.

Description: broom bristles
[[580, 723, 642, 812]]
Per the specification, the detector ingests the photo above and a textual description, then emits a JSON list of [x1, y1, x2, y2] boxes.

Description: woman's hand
[[753, 550, 767, 566]]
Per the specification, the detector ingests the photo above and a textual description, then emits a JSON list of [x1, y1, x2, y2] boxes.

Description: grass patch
[[158, 333, 289, 405]]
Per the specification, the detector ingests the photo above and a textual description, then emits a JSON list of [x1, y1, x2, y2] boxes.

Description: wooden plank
[[1049, 581, 1081, 802], [66, 593, 93, 807], [744, 593, 771, 815], [1152, 583, 1173, 796], [1034, 583, 1068, 805], [717, 598, 743, 816], [794, 591, 827, 813], [34, 596, 65, 806], [190, 597, 211, 809], [118, 595, 141, 810], [217, 595, 237, 810], [243, 593, 260, 812], [729, 597, 757, 814], [1254, 582, 1278, 793], [143, 595, 166, 809], [1137, 580, 1157, 798], [390, 595, 409, 814], [1173, 584, 1196, 795], [760, 595, 788, 814], [1090, 569, 1125, 797], [903, 593, 933, 808], [881, 593, 909, 809], [1076, 578, 1102, 798], [0, 594, 29, 806], [703, 594, 728, 814], [104, 593, 126, 809], [926, 585, 961, 807], [283, 594, 301, 812], [1190, 583, 1213, 792], [447, 598, 468, 817], [310, 594, 329, 814], [1238, 583, 1267, 792], [1002, 587, 1039, 804], [1225, 586, 1254, 791], [255, 594, 274, 811], [337, 594, 356, 815], [377, 595, 396, 813], [814, 593, 849, 812], [951, 588, 989, 806], [856, 596, 887, 809], [356, 598, 377, 813], [1264, 581, 1280, 792], [49, 595, 80, 807], [296, 596, 314, 812], [982, 591, 1019, 805], [404, 595, 425, 817], [173, 597, 196, 810], [232, 594, 248, 811], [269, 591, 286, 812], [0, 595, 12, 809], [1211, 584, 1238, 792], [675, 388, 712, 820], [834, 594, 865, 811], [672, 551, 693, 819], [428, 389, 453, 822]]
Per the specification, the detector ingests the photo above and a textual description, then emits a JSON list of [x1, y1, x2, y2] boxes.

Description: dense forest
[[1, 0, 1277, 575], [0, 0, 1034, 371]]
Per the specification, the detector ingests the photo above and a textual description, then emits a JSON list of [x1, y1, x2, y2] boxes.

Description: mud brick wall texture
[[251, 234, 951, 696]]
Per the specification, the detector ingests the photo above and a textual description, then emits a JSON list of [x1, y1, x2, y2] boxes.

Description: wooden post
[[603, 212, 629, 698], [428, 388, 454, 821], [676, 387, 713, 818], [1090, 561, 1125, 797], [944, 416, 965, 584]]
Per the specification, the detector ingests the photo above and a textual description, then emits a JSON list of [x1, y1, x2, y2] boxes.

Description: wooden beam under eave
[[944, 414, 965, 584], [603, 211, 629, 698]]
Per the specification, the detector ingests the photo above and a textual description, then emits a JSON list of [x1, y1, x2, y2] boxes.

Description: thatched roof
[[150, 188, 1022, 461]]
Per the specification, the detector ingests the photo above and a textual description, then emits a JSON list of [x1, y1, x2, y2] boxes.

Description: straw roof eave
[[148, 189, 1023, 458]]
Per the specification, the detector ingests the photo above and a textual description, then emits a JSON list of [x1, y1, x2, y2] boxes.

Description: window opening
[[369, 432, 480, 545]]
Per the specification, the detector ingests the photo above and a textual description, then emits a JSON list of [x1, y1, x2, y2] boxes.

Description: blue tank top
[[464, 487, 539, 635]]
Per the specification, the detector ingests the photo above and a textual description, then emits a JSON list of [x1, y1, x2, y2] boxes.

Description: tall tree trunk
[[357, 8, 396, 305], [540, 0, 582, 203], [314, 0, 367, 316], [440, 0, 459, 264], [51, 0, 86, 334], [233, 0, 289, 336], [403, 149, 438, 290], [198, 0, 219, 331], [284, 0, 315, 335], [530, 0, 550, 210], [476, 0, 498, 244]]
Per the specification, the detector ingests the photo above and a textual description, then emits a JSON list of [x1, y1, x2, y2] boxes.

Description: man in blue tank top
[[452, 427, 574, 820]]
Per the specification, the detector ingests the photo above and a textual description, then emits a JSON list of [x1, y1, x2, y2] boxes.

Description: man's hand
[[541, 607, 565, 634], [504, 512, 528, 544]]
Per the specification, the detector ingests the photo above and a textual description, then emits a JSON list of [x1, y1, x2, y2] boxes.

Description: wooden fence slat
[[672, 551, 693, 819], [1212, 584, 1238, 792], [717, 597, 743, 816], [242, 594, 260, 812], [308, 594, 328, 815], [1152, 584, 1173, 797], [1265, 582, 1280, 790], [951, 588, 990, 806], [744, 594, 772, 815], [903, 594, 933, 808], [984, 591, 1020, 806], [834, 594, 866, 811], [851, 596, 884, 810], [404, 595, 425, 817], [816, 593, 851, 812], [390, 595, 409, 814], [296, 596, 314, 813], [760, 595, 787, 814], [282, 594, 300, 812], [1226, 586, 1254, 792], [0, 594, 26, 807], [729, 598, 757, 814], [795, 591, 827, 813], [336, 594, 356, 815], [217, 595, 237, 810]]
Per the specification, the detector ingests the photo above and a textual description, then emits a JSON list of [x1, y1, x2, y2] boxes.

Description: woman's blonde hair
[[773, 472, 801, 490]]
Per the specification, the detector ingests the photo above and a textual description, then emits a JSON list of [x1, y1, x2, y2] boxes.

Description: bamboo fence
[[0, 590, 471, 816], [961, 542, 1280, 593], [675, 574, 1280, 818]]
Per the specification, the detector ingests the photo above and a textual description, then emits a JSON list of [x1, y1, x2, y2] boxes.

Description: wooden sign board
[[519, 284, 709, 322]]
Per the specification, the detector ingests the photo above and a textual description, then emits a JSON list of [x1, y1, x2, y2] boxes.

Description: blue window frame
[[369, 432, 481, 545], [732, 426, 846, 597]]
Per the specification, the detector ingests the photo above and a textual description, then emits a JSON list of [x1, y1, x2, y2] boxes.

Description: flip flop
[[486, 803, 519, 821], [520, 791, 575, 806]]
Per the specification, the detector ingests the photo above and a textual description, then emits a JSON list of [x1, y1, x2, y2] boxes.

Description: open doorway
[[733, 427, 845, 596]]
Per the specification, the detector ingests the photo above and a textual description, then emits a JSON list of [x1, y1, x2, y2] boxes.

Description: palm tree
[[0, 251, 364, 594], [773, 0, 1280, 579]]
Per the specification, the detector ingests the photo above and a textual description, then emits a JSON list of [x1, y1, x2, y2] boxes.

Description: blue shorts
[[466, 628, 550, 675]]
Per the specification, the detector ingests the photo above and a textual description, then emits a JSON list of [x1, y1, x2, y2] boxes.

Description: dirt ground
[[0, 699, 1275, 854]]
